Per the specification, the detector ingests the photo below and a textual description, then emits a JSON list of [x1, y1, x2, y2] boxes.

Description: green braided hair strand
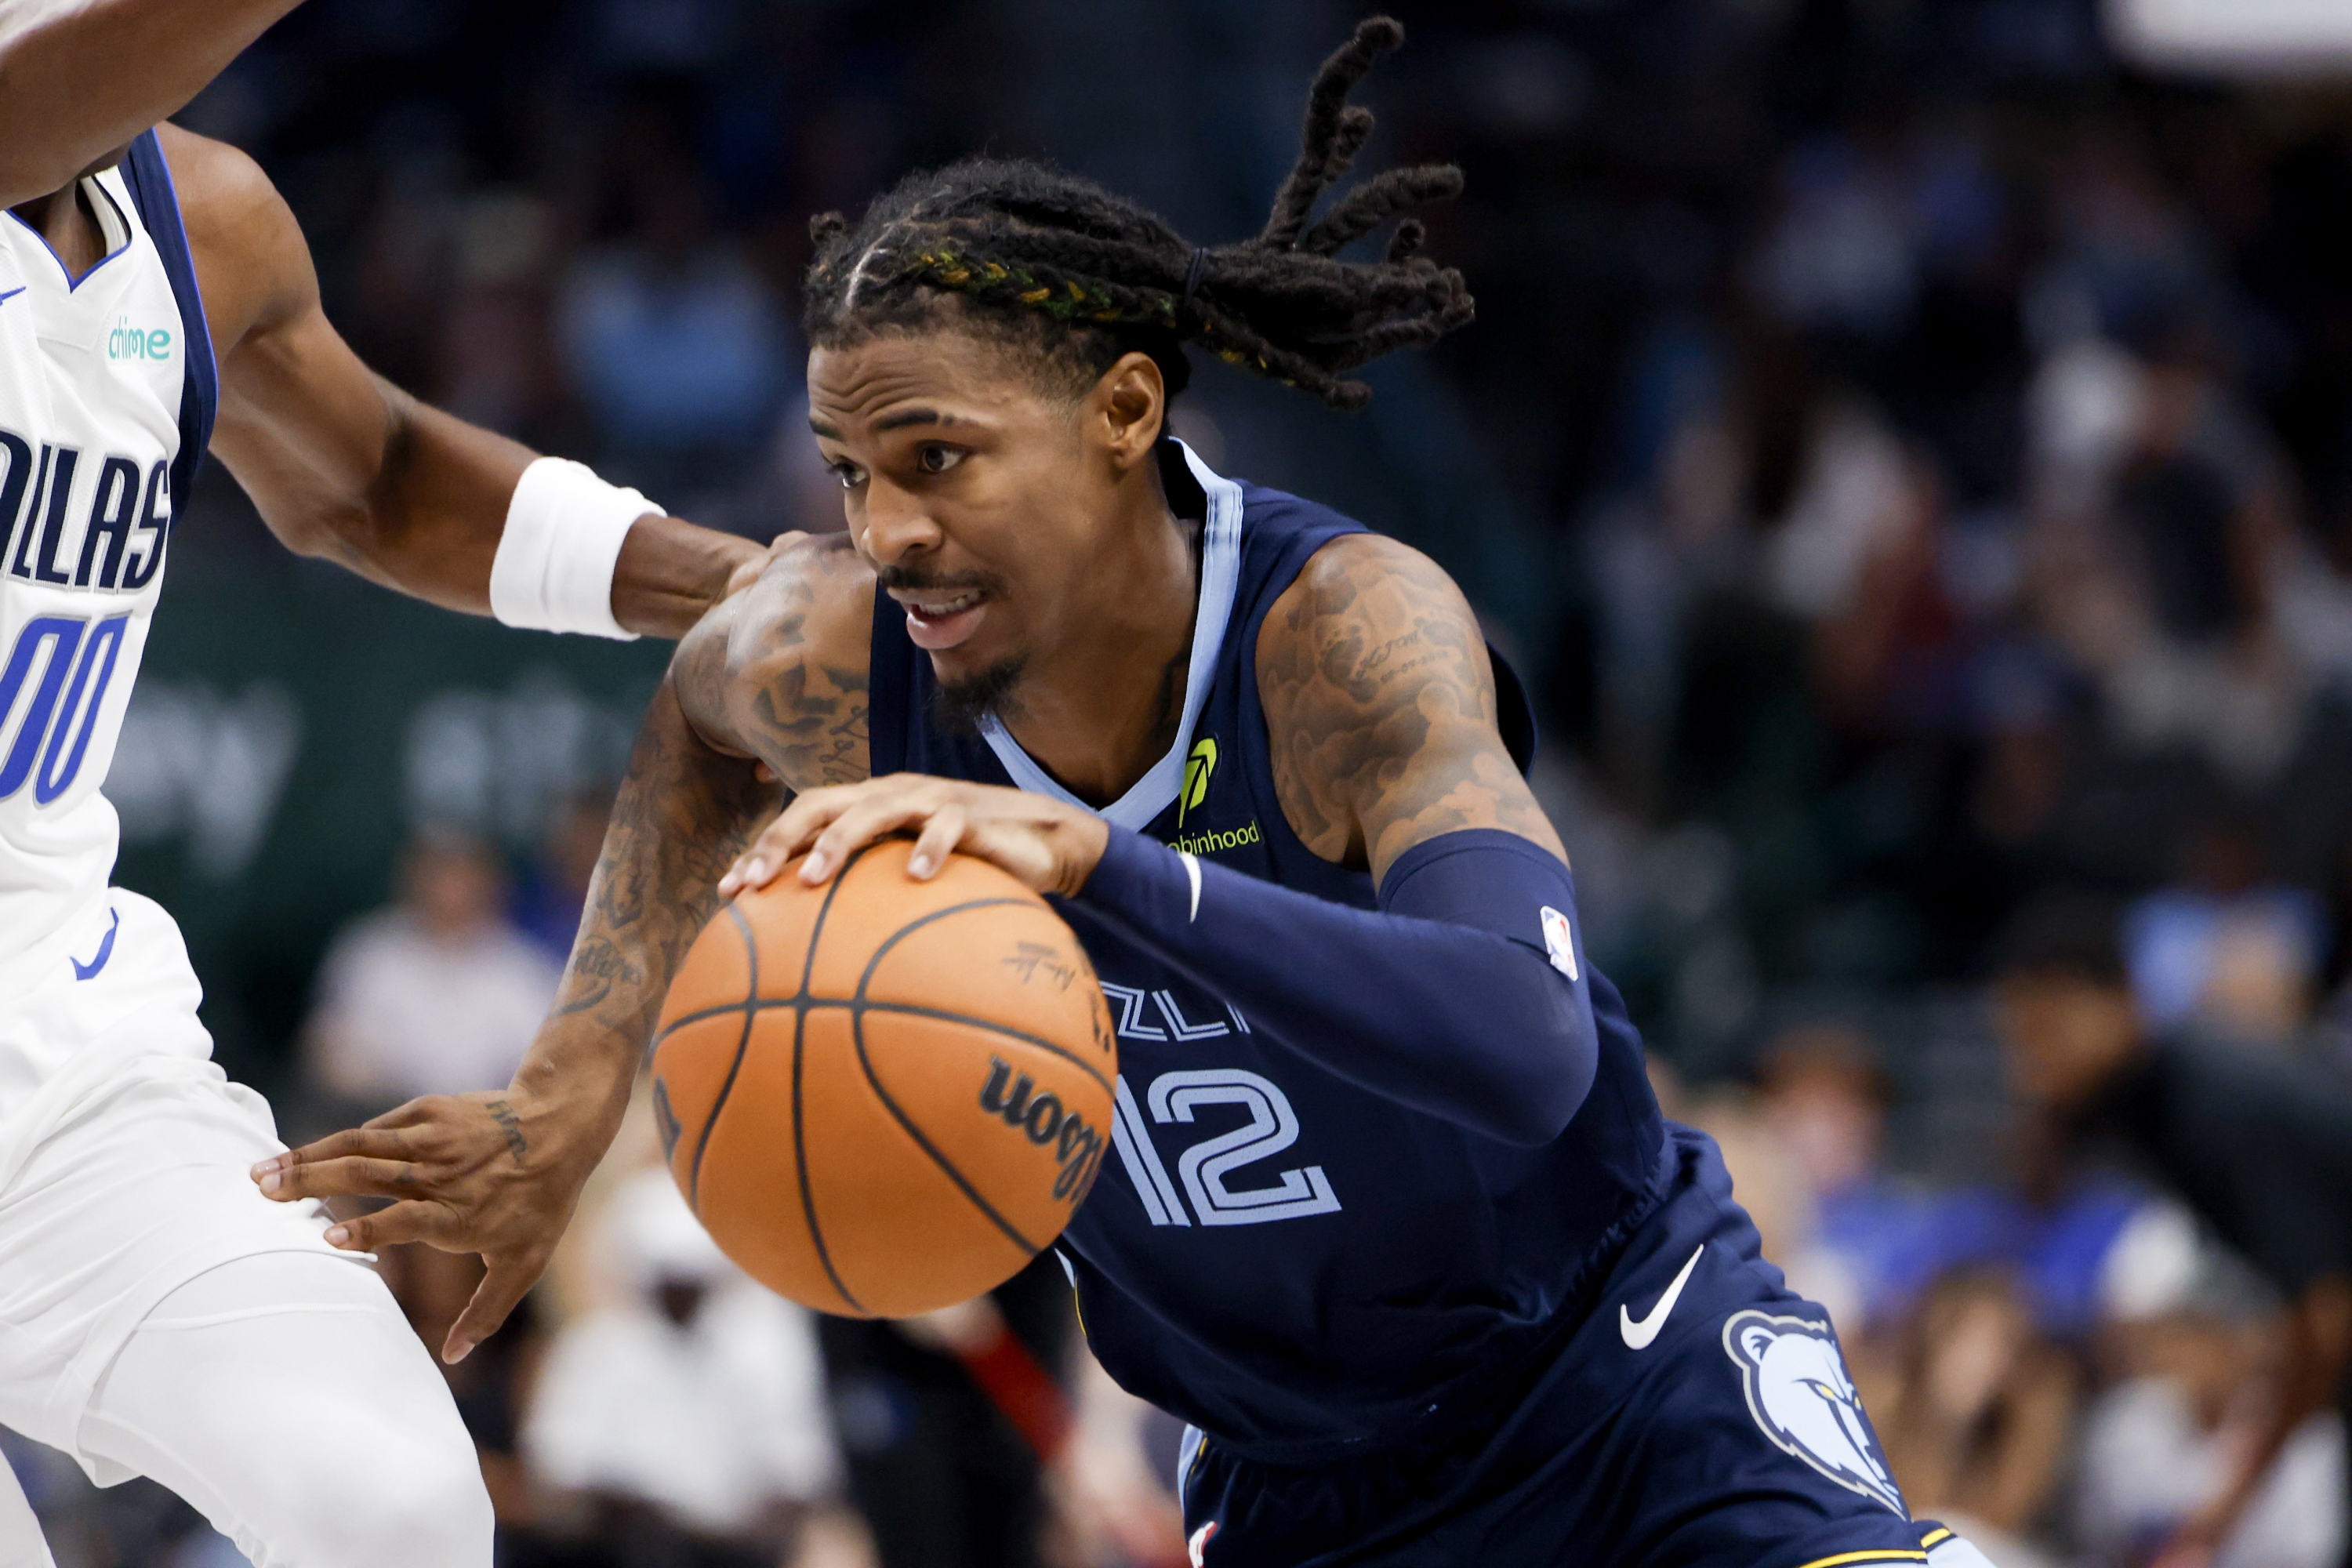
[[800, 16, 1472, 412]]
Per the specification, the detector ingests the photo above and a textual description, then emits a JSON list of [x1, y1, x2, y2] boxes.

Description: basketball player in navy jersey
[[265, 21, 2004, 1568], [0, 4, 764, 1564]]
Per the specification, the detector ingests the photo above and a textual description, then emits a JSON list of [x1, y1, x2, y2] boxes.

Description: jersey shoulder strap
[[1229, 482, 1539, 775], [867, 454, 1541, 779], [116, 130, 218, 521]]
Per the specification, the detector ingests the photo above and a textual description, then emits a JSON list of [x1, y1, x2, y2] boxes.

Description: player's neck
[[998, 485, 1200, 808], [9, 181, 108, 277]]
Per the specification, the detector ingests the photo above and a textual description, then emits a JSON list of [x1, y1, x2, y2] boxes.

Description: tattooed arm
[[1014, 532, 1601, 1142], [1256, 532, 1563, 883], [724, 535, 1599, 1144], [685, 531, 876, 786], [252, 534, 874, 1359]]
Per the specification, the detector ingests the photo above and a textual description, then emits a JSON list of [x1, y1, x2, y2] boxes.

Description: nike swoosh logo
[[1620, 1244, 1705, 1350], [72, 909, 120, 981], [0, 288, 23, 307]]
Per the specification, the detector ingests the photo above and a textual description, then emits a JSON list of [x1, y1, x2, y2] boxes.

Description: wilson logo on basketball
[[979, 1057, 1105, 1203]]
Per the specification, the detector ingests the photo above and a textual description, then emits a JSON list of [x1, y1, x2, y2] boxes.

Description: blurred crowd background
[[16, 0, 2352, 1562]]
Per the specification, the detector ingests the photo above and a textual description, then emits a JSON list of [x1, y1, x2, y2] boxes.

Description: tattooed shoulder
[[1256, 533, 1563, 878], [684, 533, 875, 793]]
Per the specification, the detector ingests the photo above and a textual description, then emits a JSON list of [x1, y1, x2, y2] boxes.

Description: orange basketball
[[648, 838, 1118, 1317]]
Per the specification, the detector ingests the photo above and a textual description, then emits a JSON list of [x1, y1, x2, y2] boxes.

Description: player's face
[[807, 331, 1123, 699]]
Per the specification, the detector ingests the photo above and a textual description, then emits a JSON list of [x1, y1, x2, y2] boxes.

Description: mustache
[[877, 564, 1010, 596]]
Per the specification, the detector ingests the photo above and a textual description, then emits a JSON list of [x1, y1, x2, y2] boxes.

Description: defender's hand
[[724, 529, 818, 600], [249, 1087, 608, 1363], [719, 775, 1109, 898]]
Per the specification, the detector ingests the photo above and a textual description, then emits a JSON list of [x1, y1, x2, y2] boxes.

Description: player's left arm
[[1254, 531, 1563, 879], [732, 536, 1606, 1146], [162, 125, 757, 637]]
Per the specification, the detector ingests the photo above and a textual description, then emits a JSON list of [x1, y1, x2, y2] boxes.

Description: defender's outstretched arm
[[168, 125, 756, 637], [252, 538, 874, 1359], [252, 666, 773, 1360], [0, 0, 304, 207]]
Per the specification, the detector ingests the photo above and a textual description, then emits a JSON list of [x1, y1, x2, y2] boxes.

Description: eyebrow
[[808, 408, 950, 440]]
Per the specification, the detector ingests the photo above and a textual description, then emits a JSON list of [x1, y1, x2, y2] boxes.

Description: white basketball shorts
[[0, 891, 350, 1476]]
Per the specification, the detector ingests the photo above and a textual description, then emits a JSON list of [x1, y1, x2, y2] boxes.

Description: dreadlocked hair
[[801, 16, 1471, 412]]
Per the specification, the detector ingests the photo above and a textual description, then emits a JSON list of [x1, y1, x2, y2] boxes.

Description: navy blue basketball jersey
[[868, 441, 1667, 1456]]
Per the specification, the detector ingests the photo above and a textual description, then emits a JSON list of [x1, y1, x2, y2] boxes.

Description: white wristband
[[490, 457, 660, 640]]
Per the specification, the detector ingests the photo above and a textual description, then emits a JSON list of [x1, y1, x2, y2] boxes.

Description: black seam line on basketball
[[793, 972, 865, 1316], [656, 996, 1112, 1095], [654, 898, 1033, 1033], [842, 892, 1079, 1259], [845, 898, 1112, 1094], [800, 841, 871, 996], [848, 989, 1044, 1262], [797, 845, 867, 1316], [650, 1002, 750, 1051], [688, 902, 761, 1210], [652, 893, 1112, 1091], [849, 1000, 1115, 1096]]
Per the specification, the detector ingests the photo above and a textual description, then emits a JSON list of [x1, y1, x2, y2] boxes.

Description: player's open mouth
[[895, 590, 989, 651]]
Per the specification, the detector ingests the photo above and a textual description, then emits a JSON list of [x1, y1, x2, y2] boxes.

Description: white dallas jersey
[[0, 154, 200, 994]]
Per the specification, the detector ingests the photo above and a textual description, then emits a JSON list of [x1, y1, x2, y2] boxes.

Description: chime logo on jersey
[[1723, 1310, 1904, 1515], [105, 316, 173, 364]]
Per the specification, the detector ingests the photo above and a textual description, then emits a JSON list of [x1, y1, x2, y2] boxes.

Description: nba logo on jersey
[[1539, 906, 1578, 980]]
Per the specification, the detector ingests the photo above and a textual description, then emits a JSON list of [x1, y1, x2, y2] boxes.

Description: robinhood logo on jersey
[[106, 317, 173, 364], [1168, 735, 1261, 855]]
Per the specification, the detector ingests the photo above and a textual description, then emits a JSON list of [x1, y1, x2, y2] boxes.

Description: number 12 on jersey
[[1109, 1069, 1343, 1227]]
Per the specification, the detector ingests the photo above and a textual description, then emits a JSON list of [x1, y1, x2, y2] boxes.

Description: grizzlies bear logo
[[1722, 1310, 1904, 1515]]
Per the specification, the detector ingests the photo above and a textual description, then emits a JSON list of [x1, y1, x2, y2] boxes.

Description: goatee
[[930, 655, 1027, 735]]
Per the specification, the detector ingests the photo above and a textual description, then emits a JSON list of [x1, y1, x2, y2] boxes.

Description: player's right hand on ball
[[249, 1087, 605, 1363]]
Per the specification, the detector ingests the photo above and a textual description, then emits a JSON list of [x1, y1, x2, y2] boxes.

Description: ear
[[1091, 351, 1167, 472], [1738, 1323, 1777, 1362]]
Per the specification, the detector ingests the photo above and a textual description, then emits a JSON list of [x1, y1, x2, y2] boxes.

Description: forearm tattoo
[[553, 681, 778, 1051], [552, 538, 873, 1054]]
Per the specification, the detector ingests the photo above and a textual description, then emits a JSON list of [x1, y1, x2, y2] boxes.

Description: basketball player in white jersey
[[0, 4, 768, 1563]]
